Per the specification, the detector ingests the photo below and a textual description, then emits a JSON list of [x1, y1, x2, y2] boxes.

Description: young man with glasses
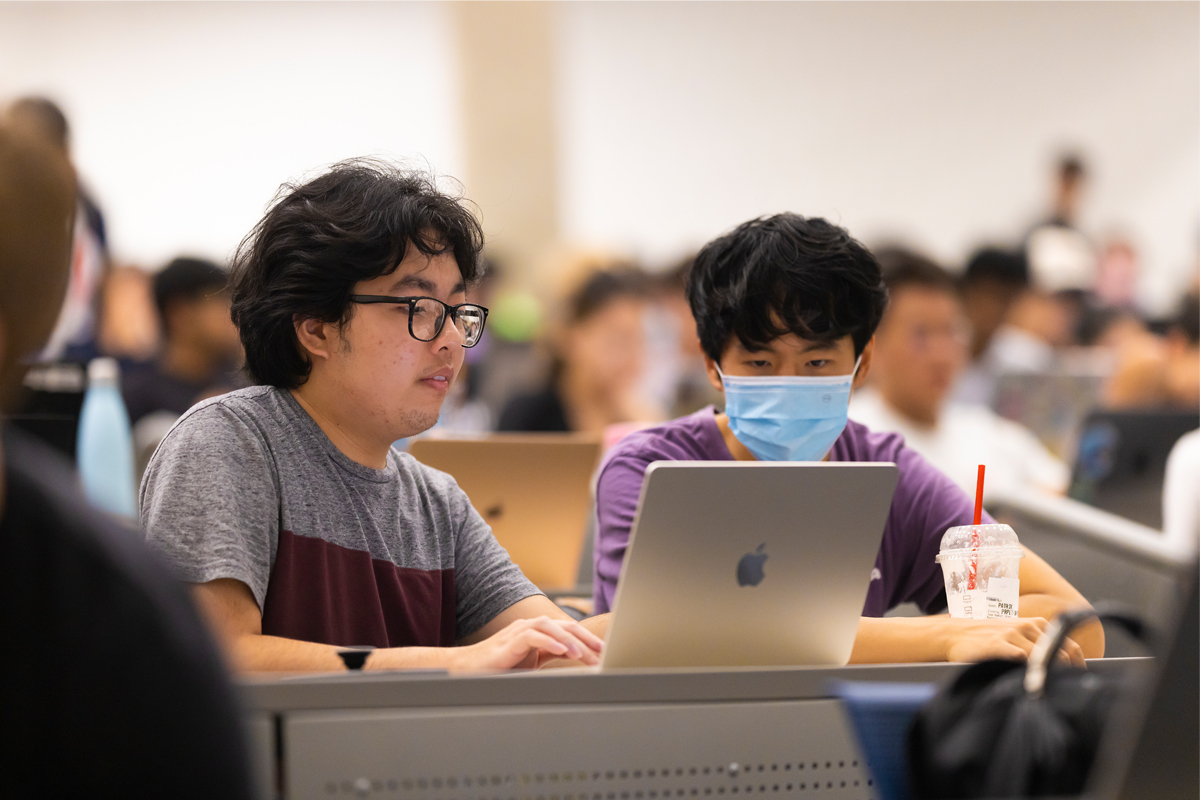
[[141, 160, 604, 672]]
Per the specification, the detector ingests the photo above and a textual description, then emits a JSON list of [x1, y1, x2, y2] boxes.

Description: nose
[[433, 312, 466, 350]]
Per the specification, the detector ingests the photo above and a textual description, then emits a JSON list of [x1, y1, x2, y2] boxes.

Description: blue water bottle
[[76, 357, 137, 519]]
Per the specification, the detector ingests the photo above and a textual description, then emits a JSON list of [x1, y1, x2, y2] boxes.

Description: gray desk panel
[[286, 700, 872, 800], [242, 660, 1151, 800]]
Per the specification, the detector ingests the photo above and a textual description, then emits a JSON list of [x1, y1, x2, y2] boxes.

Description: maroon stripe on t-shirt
[[260, 530, 457, 648]]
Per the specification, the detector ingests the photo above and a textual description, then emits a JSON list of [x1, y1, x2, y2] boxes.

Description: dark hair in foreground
[[230, 160, 484, 388], [686, 213, 887, 361]]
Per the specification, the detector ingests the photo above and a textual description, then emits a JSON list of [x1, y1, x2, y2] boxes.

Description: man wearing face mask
[[593, 214, 1102, 663]]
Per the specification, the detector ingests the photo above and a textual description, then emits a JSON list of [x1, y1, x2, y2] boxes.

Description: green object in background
[[489, 290, 544, 342]]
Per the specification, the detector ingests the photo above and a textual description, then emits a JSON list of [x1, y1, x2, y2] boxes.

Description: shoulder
[[389, 448, 475, 513], [4, 428, 219, 655], [598, 408, 726, 485], [832, 418, 909, 464], [391, 448, 459, 493], [157, 386, 279, 447]]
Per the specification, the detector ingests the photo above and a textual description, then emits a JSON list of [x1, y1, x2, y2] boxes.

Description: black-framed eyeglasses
[[349, 295, 489, 348]]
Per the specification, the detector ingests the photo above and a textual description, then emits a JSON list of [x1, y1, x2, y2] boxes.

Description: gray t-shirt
[[141, 385, 539, 648]]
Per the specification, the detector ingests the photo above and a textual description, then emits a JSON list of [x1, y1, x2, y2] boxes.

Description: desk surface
[[239, 658, 1151, 713]]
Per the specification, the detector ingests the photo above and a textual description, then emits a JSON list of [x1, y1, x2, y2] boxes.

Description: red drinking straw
[[973, 464, 986, 526], [968, 465, 985, 591]]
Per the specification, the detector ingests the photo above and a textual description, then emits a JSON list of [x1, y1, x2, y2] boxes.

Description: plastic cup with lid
[[935, 523, 1024, 620]]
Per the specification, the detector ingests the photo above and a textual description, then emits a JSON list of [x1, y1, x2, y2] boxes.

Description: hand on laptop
[[451, 616, 604, 671], [943, 617, 1085, 667]]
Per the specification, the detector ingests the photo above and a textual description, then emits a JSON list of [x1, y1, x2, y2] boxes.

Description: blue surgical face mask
[[717, 356, 862, 462]]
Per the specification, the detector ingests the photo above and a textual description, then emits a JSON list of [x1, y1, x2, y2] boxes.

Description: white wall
[[2, 2, 1196, 315], [556, 1, 1199, 315], [0, 1, 462, 268]]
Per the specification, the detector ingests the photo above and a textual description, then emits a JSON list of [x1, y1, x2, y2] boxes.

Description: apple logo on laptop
[[737, 544, 768, 587]]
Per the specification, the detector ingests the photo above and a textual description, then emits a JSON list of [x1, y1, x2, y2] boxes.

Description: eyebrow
[[388, 274, 467, 295]]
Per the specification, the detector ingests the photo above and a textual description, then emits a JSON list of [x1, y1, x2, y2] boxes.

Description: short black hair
[[961, 247, 1030, 289], [876, 247, 956, 296], [686, 214, 887, 361], [153, 257, 228, 328], [229, 159, 484, 389]]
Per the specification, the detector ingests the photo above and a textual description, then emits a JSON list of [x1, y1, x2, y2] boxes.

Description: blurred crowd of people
[[10, 96, 1200, 502]]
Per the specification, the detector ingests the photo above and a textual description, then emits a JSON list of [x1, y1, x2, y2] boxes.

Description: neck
[[161, 339, 221, 384], [290, 383, 391, 470]]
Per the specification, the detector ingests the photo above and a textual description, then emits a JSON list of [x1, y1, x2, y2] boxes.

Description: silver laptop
[[601, 461, 899, 670]]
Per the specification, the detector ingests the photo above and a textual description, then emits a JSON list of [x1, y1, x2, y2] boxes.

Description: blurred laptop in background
[[409, 434, 601, 592]]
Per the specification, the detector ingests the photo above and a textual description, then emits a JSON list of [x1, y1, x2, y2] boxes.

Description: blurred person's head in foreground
[[0, 116, 254, 800], [688, 213, 886, 459], [4, 96, 69, 155], [869, 249, 969, 427], [959, 247, 1029, 359], [230, 158, 485, 445], [154, 257, 241, 378], [0, 120, 74, 406]]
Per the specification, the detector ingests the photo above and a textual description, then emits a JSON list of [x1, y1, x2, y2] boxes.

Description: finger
[[1005, 627, 1038, 655], [1061, 637, 1086, 668], [559, 620, 605, 652], [526, 617, 592, 659], [516, 630, 571, 658]]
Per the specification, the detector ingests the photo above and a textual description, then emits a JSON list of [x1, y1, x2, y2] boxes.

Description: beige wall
[[454, 2, 559, 287]]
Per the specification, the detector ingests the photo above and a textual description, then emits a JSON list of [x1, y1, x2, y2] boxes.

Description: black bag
[[907, 607, 1150, 799]]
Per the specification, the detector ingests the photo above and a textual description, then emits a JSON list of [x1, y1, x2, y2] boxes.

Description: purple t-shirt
[[592, 406, 995, 616]]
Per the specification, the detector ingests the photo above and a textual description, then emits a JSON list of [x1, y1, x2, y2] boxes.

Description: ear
[[703, 353, 725, 395], [293, 316, 338, 363], [852, 336, 875, 391]]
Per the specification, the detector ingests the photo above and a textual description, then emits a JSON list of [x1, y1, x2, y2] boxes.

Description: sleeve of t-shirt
[[592, 453, 647, 614], [885, 443, 996, 615], [139, 402, 280, 611], [448, 484, 542, 640]]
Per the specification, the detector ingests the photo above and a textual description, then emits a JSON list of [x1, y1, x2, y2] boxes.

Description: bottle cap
[[87, 357, 120, 385]]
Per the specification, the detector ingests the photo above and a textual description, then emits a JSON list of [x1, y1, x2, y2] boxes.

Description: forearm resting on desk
[[190, 579, 606, 673], [848, 615, 1090, 666]]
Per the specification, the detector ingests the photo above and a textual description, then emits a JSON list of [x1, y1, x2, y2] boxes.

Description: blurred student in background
[[640, 257, 723, 420], [1104, 292, 1200, 411], [850, 249, 1069, 497], [0, 114, 251, 798], [497, 266, 655, 435], [952, 247, 1030, 405], [4, 96, 109, 363], [122, 256, 244, 426]]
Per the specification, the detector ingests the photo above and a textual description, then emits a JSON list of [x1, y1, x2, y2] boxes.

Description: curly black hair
[[229, 159, 484, 388], [686, 213, 887, 362]]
